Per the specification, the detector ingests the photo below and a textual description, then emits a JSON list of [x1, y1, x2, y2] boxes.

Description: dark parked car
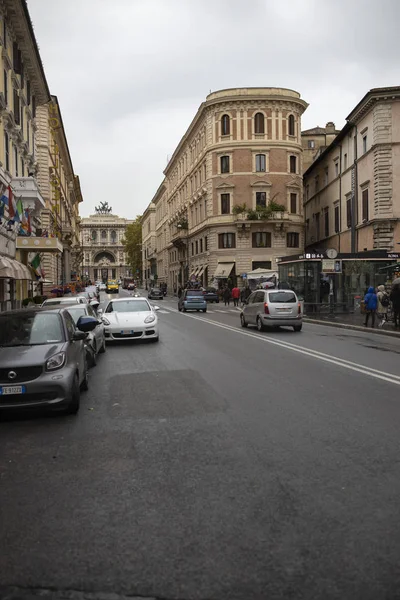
[[203, 288, 219, 303], [148, 287, 163, 300], [0, 307, 98, 414]]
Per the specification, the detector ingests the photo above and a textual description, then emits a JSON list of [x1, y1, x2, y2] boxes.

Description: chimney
[[325, 121, 335, 134]]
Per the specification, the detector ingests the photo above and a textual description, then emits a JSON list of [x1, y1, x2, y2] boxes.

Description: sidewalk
[[305, 312, 400, 338]]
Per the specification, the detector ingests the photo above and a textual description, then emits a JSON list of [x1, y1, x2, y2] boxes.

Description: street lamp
[[177, 223, 190, 285]]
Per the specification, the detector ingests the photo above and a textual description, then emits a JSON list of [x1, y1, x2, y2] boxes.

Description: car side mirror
[[73, 330, 86, 341], [77, 315, 98, 332]]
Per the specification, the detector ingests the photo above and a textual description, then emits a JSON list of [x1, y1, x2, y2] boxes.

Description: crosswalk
[[154, 304, 242, 315]]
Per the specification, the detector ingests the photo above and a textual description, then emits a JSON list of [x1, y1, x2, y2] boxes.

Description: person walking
[[231, 285, 240, 307], [390, 284, 400, 329], [376, 285, 389, 327], [223, 287, 232, 307], [363, 286, 378, 327]]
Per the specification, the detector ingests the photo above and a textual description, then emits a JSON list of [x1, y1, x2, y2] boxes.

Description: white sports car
[[100, 297, 160, 342]]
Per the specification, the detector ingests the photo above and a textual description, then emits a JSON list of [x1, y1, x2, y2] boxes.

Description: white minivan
[[240, 289, 303, 332]]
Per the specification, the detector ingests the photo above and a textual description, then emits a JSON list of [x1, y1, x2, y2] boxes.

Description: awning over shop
[[197, 266, 205, 277], [247, 268, 278, 280], [0, 256, 35, 280], [213, 262, 234, 279]]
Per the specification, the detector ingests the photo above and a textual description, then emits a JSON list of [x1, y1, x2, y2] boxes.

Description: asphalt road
[[1, 289, 400, 600]]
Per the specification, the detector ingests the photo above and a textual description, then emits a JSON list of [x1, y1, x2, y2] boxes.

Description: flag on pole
[[2, 186, 16, 219], [30, 253, 41, 278], [18, 206, 30, 235], [14, 197, 24, 223], [26, 209, 32, 234]]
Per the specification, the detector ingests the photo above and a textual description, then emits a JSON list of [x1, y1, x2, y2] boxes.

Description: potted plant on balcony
[[176, 218, 188, 230]]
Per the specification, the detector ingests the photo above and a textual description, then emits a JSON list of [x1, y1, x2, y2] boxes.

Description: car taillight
[[264, 303, 269, 314], [298, 302, 301, 315]]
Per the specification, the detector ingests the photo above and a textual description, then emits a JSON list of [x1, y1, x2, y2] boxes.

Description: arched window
[[91, 230, 97, 241], [111, 230, 117, 243], [288, 114, 295, 136], [221, 114, 230, 136], [101, 230, 107, 240], [254, 112, 265, 134]]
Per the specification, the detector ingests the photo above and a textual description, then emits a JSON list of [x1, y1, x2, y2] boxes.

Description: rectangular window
[[205, 236, 208, 251], [32, 95, 36, 118], [290, 193, 297, 214], [305, 184, 309, 201], [343, 153, 347, 170], [27, 80, 31, 105], [13, 42, 20, 73], [200, 238, 203, 253], [195, 241, 198, 254], [255, 154, 266, 172], [362, 189, 369, 222], [334, 204, 340, 233], [220, 155, 230, 173], [14, 89, 20, 124], [14, 145, 18, 177], [256, 191, 267, 208], [315, 212, 320, 240], [191, 243, 194, 256], [3, 69, 7, 106], [221, 193, 230, 214], [334, 161, 339, 177], [324, 167, 329, 186], [252, 232, 271, 248], [324, 207, 329, 238], [20, 104, 23, 135], [308, 140, 315, 149], [362, 135, 367, 154], [218, 233, 236, 249], [346, 197, 352, 228], [287, 232, 300, 248], [289, 155, 297, 173], [3, 18, 6, 48], [315, 175, 319, 192], [4, 131, 9, 172]]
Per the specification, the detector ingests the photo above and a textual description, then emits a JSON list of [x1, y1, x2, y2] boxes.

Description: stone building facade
[[0, 0, 51, 309], [143, 87, 308, 290], [301, 122, 341, 171], [80, 208, 133, 282], [304, 86, 400, 255]]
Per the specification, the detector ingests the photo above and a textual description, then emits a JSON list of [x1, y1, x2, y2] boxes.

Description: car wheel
[[65, 374, 80, 415], [80, 361, 89, 391], [183, 307, 187, 312], [203, 309, 207, 313], [216, 299, 219, 303], [99, 336, 106, 353], [240, 314, 248, 328], [256, 316, 265, 332], [293, 325, 302, 332], [178, 306, 182, 312]]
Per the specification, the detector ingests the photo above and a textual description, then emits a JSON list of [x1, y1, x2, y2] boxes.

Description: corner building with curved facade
[[143, 88, 308, 289]]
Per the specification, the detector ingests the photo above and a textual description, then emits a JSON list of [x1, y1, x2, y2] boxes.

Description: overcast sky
[[28, 0, 400, 219]]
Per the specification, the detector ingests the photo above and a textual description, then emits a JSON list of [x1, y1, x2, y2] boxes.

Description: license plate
[[121, 330, 134, 335], [0, 385, 26, 395], [276, 308, 291, 312]]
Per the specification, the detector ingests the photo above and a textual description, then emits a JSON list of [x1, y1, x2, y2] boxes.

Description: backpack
[[381, 293, 390, 308]]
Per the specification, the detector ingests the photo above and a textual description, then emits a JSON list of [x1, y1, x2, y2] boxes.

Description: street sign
[[241, 273, 247, 279]]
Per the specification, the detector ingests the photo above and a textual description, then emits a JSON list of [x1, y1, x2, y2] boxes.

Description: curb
[[304, 317, 400, 338]]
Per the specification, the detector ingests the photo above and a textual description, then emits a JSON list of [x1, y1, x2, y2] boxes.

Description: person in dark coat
[[363, 286, 378, 327], [390, 284, 400, 329], [223, 287, 232, 306]]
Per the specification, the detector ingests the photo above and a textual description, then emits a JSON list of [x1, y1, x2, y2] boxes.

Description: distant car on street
[[203, 288, 219, 303], [99, 297, 160, 342], [240, 289, 303, 332], [106, 280, 119, 294], [0, 306, 98, 414], [178, 289, 207, 313], [127, 283, 135, 291], [99, 283, 107, 292], [148, 287, 163, 300]]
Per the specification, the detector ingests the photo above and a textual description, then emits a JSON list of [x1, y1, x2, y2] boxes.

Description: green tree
[[122, 215, 142, 278]]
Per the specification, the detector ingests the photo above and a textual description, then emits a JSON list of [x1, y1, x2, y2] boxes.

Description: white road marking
[[181, 313, 400, 386]]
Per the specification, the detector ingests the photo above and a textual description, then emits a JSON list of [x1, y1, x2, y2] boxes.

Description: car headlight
[[102, 317, 110, 325], [46, 351, 66, 371], [144, 314, 156, 323]]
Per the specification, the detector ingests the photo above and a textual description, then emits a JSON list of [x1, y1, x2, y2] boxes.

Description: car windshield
[[0, 313, 64, 346], [186, 290, 203, 296], [66, 307, 88, 324], [268, 291, 296, 303], [105, 300, 151, 313], [152, 288, 161, 292]]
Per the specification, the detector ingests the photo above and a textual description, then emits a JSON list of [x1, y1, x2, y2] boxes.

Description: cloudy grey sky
[[28, 0, 400, 219]]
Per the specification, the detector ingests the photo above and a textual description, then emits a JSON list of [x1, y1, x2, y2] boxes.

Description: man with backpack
[[363, 286, 378, 327], [377, 285, 390, 327]]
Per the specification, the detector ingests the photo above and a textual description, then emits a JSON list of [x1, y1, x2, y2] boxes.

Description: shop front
[[212, 261, 237, 289], [278, 250, 399, 314]]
